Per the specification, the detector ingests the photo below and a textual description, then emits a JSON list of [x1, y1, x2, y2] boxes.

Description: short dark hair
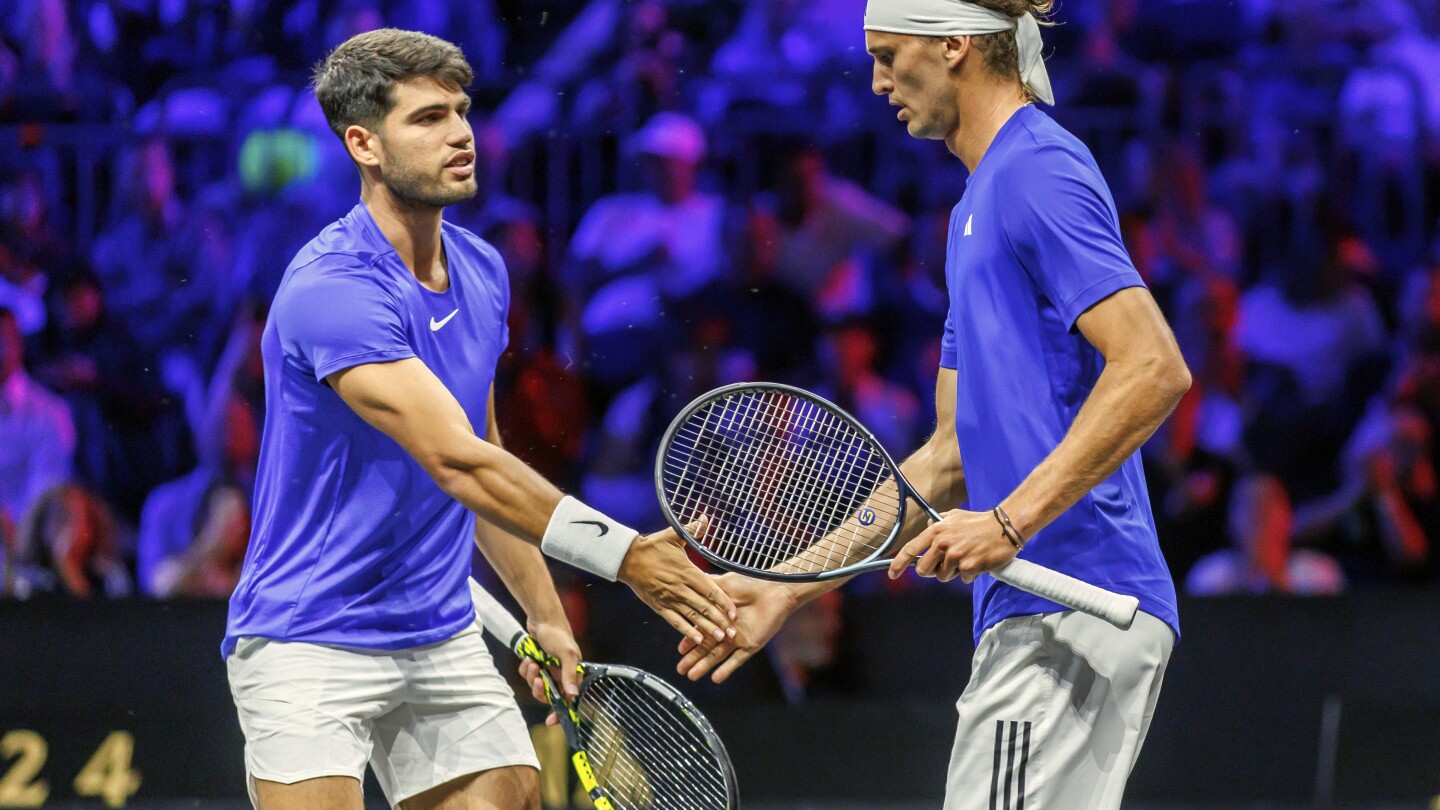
[[311, 28, 474, 140]]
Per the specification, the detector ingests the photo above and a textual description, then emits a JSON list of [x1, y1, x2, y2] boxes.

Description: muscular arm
[[1001, 287, 1191, 539], [330, 359, 564, 541], [330, 359, 735, 643], [778, 368, 969, 604], [888, 287, 1190, 582]]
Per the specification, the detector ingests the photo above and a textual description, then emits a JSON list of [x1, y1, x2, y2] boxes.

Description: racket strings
[[577, 676, 729, 809], [661, 389, 902, 574], [672, 391, 897, 572]]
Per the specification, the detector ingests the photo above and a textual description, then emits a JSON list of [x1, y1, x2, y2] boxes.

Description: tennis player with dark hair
[[678, 2, 1190, 807], [224, 29, 734, 810]]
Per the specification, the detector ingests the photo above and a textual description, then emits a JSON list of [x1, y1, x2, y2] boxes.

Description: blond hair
[[967, 1, 1054, 101]]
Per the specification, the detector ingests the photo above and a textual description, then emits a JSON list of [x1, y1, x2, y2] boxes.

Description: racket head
[[655, 382, 909, 582], [572, 663, 739, 810]]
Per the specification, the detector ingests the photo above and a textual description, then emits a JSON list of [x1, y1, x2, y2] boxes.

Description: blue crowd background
[[1, 0, 1438, 696]]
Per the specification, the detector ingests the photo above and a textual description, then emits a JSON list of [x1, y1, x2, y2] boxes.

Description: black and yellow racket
[[469, 581, 739, 809], [655, 383, 1139, 629]]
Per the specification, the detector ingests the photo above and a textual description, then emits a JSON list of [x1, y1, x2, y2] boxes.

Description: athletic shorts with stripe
[[226, 622, 539, 809], [943, 610, 1173, 810]]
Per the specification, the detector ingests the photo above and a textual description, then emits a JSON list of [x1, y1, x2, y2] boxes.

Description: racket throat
[[571, 751, 615, 810]]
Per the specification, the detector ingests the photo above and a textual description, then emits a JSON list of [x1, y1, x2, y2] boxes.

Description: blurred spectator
[[29, 272, 191, 517], [1236, 235, 1389, 504], [1186, 476, 1346, 595], [727, 201, 821, 379], [772, 145, 909, 321], [570, 0, 689, 129], [493, 0, 696, 140], [0, 0, 78, 119], [8, 484, 132, 599], [0, 307, 75, 534], [565, 112, 729, 391], [705, 0, 845, 117], [1, 163, 71, 284], [768, 589, 850, 703], [1145, 276, 1245, 576], [0, 237, 46, 337], [135, 395, 255, 598], [1337, 0, 1440, 166], [579, 313, 755, 532], [816, 318, 920, 455], [137, 313, 261, 598], [1152, 142, 1243, 284], [90, 138, 227, 357]]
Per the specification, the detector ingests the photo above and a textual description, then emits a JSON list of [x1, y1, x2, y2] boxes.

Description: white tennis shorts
[[943, 610, 1174, 810], [226, 622, 539, 808]]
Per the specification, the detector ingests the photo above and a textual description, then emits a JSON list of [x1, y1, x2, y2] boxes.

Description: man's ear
[[345, 124, 382, 168], [943, 34, 971, 69]]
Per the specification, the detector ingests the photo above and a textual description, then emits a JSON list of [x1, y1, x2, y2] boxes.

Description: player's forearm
[[778, 427, 967, 604], [475, 521, 570, 627], [1002, 353, 1190, 540], [897, 430, 967, 542], [434, 437, 566, 543]]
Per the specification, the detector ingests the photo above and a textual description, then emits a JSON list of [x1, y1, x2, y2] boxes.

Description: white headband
[[863, 0, 1054, 106]]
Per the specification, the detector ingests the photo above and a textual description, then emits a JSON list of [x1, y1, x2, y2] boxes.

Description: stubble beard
[[383, 153, 476, 209]]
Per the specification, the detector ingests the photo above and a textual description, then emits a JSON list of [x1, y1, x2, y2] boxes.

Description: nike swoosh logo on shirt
[[572, 520, 610, 536], [430, 309, 460, 331]]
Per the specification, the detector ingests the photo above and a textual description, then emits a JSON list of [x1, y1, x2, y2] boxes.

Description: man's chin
[[394, 182, 477, 209]]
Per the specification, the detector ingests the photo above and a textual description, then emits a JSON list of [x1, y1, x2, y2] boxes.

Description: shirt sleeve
[[276, 258, 415, 382], [1004, 146, 1145, 331], [939, 311, 958, 369]]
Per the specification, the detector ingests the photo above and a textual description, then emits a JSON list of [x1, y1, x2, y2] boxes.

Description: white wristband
[[540, 496, 637, 581]]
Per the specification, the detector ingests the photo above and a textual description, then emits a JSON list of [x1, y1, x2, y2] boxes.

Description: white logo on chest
[[964, 214, 973, 237], [430, 308, 460, 331]]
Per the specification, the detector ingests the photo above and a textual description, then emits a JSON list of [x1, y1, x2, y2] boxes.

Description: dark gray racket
[[655, 383, 1139, 629], [470, 582, 740, 809]]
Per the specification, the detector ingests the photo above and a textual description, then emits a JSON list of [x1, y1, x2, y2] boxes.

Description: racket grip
[[469, 578, 527, 648], [990, 559, 1140, 630]]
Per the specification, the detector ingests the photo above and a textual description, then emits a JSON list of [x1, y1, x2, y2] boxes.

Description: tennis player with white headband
[[678, 1, 1190, 807]]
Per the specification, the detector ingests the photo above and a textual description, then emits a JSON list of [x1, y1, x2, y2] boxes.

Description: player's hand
[[888, 508, 1018, 583], [618, 517, 737, 646], [676, 573, 800, 684], [519, 619, 582, 726]]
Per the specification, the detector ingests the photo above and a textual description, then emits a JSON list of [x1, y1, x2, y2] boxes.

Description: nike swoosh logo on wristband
[[572, 520, 610, 536]]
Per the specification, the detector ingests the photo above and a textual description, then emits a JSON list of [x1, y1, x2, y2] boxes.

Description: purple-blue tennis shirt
[[938, 105, 1179, 644], [223, 202, 509, 657]]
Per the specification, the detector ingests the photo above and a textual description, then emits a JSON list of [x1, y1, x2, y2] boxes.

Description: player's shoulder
[[441, 218, 505, 267], [282, 209, 392, 283], [271, 246, 401, 331], [992, 107, 1097, 186]]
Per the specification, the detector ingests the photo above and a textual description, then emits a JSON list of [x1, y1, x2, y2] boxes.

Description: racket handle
[[990, 559, 1140, 630], [469, 578, 527, 648]]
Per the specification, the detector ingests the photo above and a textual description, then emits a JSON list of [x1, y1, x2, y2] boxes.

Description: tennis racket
[[469, 580, 740, 810], [654, 383, 1139, 630]]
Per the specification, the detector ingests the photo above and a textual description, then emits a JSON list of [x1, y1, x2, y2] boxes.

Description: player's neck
[[946, 79, 1028, 173], [362, 185, 449, 292]]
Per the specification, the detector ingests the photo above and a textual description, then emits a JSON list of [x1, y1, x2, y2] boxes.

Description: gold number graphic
[[0, 730, 49, 808], [73, 731, 141, 808]]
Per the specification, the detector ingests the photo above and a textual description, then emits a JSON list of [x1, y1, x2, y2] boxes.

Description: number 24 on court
[[0, 730, 141, 808]]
